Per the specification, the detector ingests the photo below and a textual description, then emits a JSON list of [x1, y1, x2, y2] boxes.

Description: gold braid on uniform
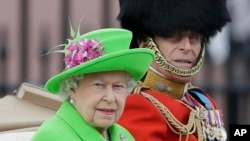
[[141, 69, 186, 99], [138, 91, 205, 141], [141, 38, 205, 77]]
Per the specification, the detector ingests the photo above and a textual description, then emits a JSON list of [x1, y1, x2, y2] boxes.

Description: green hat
[[45, 28, 154, 94]]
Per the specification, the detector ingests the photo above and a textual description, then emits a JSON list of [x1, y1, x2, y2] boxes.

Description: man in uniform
[[117, 0, 231, 140]]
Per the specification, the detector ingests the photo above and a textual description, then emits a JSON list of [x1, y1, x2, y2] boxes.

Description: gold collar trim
[[141, 69, 187, 99]]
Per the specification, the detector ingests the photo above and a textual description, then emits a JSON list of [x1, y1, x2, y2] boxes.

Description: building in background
[[0, 0, 249, 130]]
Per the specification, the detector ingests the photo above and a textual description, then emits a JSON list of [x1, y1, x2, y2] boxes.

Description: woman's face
[[70, 71, 129, 133], [151, 31, 202, 83]]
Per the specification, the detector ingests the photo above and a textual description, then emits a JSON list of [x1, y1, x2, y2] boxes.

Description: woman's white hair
[[58, 72, 138, 100]]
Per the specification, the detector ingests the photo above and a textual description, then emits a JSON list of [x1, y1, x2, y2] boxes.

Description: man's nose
[[180, 36, 192, 51]]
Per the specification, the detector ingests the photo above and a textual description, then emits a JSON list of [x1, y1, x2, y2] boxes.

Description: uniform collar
[[142, 69, 188, 99]]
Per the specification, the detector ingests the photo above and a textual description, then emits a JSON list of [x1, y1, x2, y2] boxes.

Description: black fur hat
[[118, 0, 231, 48]]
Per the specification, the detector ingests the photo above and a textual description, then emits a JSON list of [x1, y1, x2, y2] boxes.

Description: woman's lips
[[97, 108, 116, 115]]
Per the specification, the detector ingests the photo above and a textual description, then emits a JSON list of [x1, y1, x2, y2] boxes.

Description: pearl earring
[[70, 98, 74, 104]]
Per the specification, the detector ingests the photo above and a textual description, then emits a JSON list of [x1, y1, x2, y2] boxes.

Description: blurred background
[[0, 0, 249, 131]]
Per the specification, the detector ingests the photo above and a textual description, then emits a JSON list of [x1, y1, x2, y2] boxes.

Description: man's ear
[[138, 40, 144, 48], [137, 39, 144, 48]]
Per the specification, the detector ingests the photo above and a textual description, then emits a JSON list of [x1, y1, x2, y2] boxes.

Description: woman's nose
[[103, 86, 115, 102]]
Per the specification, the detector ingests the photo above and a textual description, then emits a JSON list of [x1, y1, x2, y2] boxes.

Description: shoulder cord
[[140, 91, 204, 141]]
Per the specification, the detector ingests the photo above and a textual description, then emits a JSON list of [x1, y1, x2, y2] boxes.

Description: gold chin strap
[[142, 38, 205, 77]]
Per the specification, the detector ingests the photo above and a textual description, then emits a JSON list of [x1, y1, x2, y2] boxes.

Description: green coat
[[32, 101, 135, 141]]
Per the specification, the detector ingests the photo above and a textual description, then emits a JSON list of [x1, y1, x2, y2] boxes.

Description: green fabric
[[32, 101, 135, 141], [45, 28, 155, 94]]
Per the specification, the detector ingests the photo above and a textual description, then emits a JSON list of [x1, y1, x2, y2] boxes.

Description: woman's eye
[[113, 84, 125, 89], [93, 83, 104, 88]]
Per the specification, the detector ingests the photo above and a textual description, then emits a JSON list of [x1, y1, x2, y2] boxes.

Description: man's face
[[152, 31, 202, 82]]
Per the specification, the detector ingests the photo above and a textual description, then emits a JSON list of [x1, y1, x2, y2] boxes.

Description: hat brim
[[45, 48, 154, 94]]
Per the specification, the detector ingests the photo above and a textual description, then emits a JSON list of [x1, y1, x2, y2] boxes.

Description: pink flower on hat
[[64, 39, 104, 69]]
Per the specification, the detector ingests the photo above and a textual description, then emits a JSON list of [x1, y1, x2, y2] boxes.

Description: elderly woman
[[32, 28, 154, 141]]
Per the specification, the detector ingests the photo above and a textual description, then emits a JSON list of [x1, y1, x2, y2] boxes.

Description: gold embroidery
[[139, 92, 204, 141], [141, 69, 186, 99]]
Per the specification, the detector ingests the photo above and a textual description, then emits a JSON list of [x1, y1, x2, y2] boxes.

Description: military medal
[[204, 110, 227, 141], [206, 126, 215, 141], [214, 127, 227, 141]]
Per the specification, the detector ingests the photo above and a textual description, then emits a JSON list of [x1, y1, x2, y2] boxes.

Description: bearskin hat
[[118, 0, 231, 48]]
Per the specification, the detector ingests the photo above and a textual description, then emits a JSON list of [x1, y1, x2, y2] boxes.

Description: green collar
[[56, 101, 133, 141]]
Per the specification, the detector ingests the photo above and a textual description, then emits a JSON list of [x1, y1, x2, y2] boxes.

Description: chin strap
[[142, 38, 205, 77]]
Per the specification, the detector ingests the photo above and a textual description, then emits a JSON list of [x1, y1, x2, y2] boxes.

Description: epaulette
[[133, 81, 150, 94]]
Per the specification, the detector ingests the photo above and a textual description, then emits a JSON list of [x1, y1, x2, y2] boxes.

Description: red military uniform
[[117, 0, 231, 140], [118, 70, 226, 141]]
